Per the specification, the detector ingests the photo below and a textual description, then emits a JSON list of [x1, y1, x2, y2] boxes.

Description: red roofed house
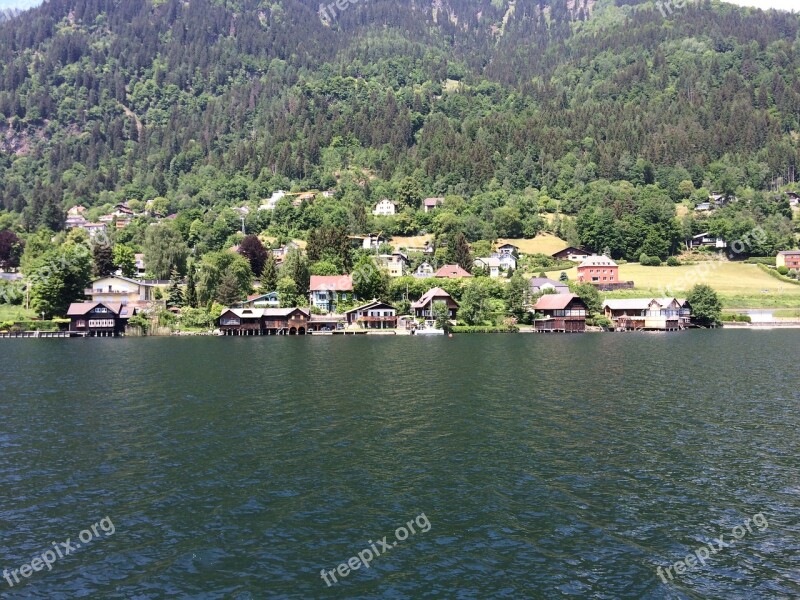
[[434, 264, 473, 279], [577, 255, 619, 284], [423, 197, 444, 213], [66, 301, 135, 336], [309, 275, 355, 313], [776, 250, 800, 271], [412, 287, 459, 320], [531, 293, 587, 333]]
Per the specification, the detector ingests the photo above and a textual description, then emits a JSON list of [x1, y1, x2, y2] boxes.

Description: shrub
[[744, 257, 776, 266], [666, 256, 680, 267], [777, 265, 789, 275], [639, 254, 663, 266], [588, 316, 612, 329], [451, 325, 518, 333]]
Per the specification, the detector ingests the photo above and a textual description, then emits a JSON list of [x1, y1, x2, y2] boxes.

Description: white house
[[373, 199, 397, 216], [259, 190, 287, 211]]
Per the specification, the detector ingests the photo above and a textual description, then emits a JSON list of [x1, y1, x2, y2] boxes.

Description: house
[[82, 222, 108, 239], [361, 233, 388, 251], [496, 253, 517, 271], [529, 277, 570, 295], [309, 275, 354, 312], [531, 294, 587, 333], [262, 308, 310, 334], [376, 252, 410, 277], [345, 300, 397, 329], [577, 255, 619, 284], [694, 202, 712, 212], [218, 308, 266, 335], [602, 298, 690, 331], [259, 190, 287, 211], [552, 246, 592, 262], [474, 257, 501, 278], [434, 264, 473, 279], [218, 307, 311, 335], [496, 243, 519, 256], [134, 254, 147, 278], [67, 302, 134, 337], [85, 275, 156, 309], [373, 199, 397, 216], [412, 287, 458, 320], [307, 313, 345, 332], [414, 262, 435, 278], [776, 250, 800, 270], [686, 232, 727, 250], [423, 197, 444, 213], [242, 291, 280, 308]]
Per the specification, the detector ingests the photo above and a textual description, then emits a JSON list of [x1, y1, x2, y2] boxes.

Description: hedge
[[757, 263, 800, 286], [451, 325, 519, 333], [721, 314, 752, 323], [744, 257, 776, 266]]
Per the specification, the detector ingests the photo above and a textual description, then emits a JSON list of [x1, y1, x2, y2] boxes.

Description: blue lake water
[[1, 330, 799, 598]]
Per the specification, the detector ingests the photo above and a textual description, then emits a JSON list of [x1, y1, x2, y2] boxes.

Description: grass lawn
[[497, 233, 568, 255], [574, 262, 800, 309], [390, 234, 433, 250], [0, 304, 36, 321]]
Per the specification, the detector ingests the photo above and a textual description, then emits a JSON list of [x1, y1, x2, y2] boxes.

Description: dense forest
[[0, 0, 798, 284]]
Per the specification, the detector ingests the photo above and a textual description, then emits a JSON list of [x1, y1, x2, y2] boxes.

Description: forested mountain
[[0, 0, 798, 261]]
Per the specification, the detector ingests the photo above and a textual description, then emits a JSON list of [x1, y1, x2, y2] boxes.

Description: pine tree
[[261, 251, 278, 291], [183, 263, 198, 308], [216, 272, 243, 306], [450, 232, 473, 273], [93, 244, 115, 277]]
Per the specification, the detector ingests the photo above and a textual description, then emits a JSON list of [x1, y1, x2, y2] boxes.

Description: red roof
[[309, 275, 353, 292], [533, 293, 581, 311], [434, 264, 473, 278]]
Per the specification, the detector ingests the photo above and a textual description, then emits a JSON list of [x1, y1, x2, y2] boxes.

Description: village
[[8, 240, 706, 338], [2, 190, 800, 339]]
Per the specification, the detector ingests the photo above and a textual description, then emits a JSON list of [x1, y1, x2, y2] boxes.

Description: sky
[[0, 0, 797, 13], [724, 0, 797, 10]]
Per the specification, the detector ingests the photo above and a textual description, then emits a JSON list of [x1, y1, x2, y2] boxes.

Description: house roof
[[434, 264, 473, 278], [778, 250, 800, 255], [90, 275, 156, 288], [309, 275, 353, 292], [223, 308, 266, 319], [552, 246, 590, 257], [475, 257, 501, 268], [344, 300, 395, 315], [533, 293, 582, 311], [529, 277, 568, 289], [263, 307, 310, 317], [578, 255, 618, 268], [66, 301, 124, 316], [603, 299, 657, 311], [411, 287, 457, 309], [423, 197, 444, 206]]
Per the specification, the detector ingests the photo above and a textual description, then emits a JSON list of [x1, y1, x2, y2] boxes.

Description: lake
[[1, 331, 799, 599]]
